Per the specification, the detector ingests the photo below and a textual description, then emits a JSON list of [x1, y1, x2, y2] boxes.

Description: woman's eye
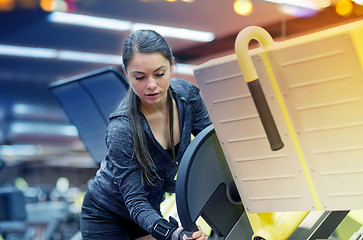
[[135, 76, 145, 80], [155, 72, 165, 77]]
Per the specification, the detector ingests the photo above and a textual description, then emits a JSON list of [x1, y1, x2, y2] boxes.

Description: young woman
[[80, 29, 211, 240]]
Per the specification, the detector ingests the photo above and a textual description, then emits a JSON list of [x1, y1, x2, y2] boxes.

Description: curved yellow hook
[[235, 26, 274, 83], [234, 26, 283, 151]]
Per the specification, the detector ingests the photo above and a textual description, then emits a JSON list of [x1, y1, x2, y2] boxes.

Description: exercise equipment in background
[[49, 67, 129, 165]]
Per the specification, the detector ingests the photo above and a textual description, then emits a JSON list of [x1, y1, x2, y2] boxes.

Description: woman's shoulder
[[108, 96, 129, 120], [170, 78, 199, 101], [170, 78, 196, 89], [106, 115, 132, 146], [107, 98, 131, 136]]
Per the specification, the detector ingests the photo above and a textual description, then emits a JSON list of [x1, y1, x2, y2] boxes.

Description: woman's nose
[[147, 77, 157, 89]]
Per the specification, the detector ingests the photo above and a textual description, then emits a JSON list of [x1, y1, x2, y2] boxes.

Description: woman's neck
[[140, 97, 168, 117], [140, 94, 179, 149]]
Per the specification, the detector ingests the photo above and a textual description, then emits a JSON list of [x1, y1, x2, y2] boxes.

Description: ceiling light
[[336, 0, 354, 16], [58, 50, 121, 64], [0, 44, 120, 64], [0, 45, 57, 58], [0, 145, 43, 156], [353, 0, 363, 5], [173, 63, 196, 75], [40, 0, 68, 12], [0, 0, 15, 11], [234, 0, 253, 16], [10, 121, 79, 137], [48, 12, 215, 42], [262, 0, 330, 10], [48, 12, 133, 31], [12, 103, 67, 121], [279, 4, 319, 17], [132, 23, 215, 42]]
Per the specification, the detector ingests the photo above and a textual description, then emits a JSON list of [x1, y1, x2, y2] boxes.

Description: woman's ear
[[170, 57, 175, 72], [122, 67, 128, 80]]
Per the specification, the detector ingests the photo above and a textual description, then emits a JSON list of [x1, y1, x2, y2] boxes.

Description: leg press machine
[[176, 19, 363, 240]]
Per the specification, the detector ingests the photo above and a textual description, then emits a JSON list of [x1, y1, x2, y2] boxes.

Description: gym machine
[[178, 19, 363, 240]]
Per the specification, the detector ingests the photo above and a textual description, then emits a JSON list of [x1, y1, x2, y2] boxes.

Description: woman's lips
[[146, 92, 159, 98]]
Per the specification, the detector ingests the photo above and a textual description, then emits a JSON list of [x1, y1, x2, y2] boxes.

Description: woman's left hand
[[184, 226, 207, 240]]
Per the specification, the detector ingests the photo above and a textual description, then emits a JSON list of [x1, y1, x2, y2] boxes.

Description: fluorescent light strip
[[0, 144, 44, 156], [174, 63, 195, 75], [132, 23, 215, 42], [263, 0, 330, 10], [0, 44, 120, 64], [48, 12, 215, 42], [10, 121, 79, 136], [48, 12, 132, 31], [0, 45, 57, 58], [0, 44, 196, 75], [58, 50, 121, 64]]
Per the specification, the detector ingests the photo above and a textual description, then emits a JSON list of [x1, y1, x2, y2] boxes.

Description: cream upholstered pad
[[194, 20, 363, 213]]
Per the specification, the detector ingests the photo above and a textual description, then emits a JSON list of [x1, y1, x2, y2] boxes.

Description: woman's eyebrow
[[131, 66, 167, 74], [153, 66, 167, 73], [131, 71, 145, 74]]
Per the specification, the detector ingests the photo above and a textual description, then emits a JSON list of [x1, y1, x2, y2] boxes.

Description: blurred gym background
[[1, 0, 363, 239]]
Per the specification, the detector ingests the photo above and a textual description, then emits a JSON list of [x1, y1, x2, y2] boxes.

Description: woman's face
[[125, 52, 174, 108]]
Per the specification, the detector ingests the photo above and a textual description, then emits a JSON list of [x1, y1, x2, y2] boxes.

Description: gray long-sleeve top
[[88, 78, 211, 233]]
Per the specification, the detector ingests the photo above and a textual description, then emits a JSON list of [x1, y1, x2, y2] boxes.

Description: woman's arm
[[106, 117, 163, 232]]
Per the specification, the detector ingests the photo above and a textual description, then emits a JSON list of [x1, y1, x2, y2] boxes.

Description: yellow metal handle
[[235, 26, 274, 83], [235, 26, 283, 151]]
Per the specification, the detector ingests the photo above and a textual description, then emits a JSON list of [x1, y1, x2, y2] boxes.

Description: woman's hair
[[122, 30, 176, 185], [122, 29, 173, 69]]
